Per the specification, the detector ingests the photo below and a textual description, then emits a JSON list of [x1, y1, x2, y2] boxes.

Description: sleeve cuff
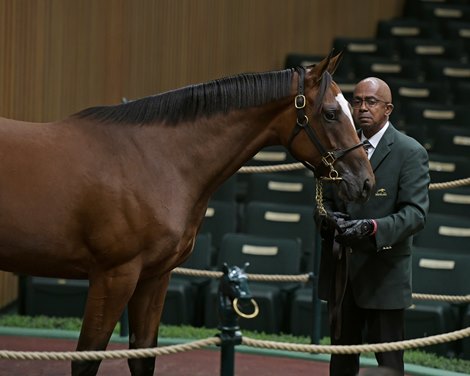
[[371, 219, 378, 235]]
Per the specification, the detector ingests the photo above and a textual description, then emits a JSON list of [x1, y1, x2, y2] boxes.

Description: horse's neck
[[149, 109, 282, 195]]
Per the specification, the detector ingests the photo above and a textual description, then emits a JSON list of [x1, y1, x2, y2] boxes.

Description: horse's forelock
[[313, 71, 333, 114]]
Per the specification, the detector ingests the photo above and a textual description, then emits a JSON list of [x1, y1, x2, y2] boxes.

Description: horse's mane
[[73, 69, 294, 125]]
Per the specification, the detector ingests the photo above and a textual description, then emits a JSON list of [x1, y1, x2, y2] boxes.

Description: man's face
[[351, 82, 393, 135]]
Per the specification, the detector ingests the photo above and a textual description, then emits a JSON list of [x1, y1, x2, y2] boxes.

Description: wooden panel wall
[[0, 0, 403, 309]]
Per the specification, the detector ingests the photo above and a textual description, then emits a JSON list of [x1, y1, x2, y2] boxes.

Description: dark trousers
[[328, 282, 405, 376]]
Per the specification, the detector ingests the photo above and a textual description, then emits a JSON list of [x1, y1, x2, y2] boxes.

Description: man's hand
[[335, 219, 376, 245], [314, 210, 350, 233]]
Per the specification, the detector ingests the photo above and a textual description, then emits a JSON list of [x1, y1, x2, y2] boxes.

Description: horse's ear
[[242, 262, 250, 272], [222, 263, 229, 274], [308, 50, 344, 80], [309, 53, 331, 80], [327, 50, 344, 76]]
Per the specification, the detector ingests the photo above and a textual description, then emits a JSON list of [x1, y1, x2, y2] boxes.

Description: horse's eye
[[323, 111, 336, 122]]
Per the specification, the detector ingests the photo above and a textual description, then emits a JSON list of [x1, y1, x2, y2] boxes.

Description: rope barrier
[[2, 327, 470, 361], [173, 267, 311, 283], [237, 162, 470, 191], [172, 268, 470, 303], [238, 162, 305, 174], [242, 326, 470, 354], [0, 337, 221, 361]]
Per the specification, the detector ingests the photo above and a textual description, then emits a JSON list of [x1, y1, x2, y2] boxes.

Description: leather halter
[[287, 67, 364, 181]]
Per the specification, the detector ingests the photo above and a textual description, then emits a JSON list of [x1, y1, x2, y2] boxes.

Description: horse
[[0, 52, 374, 375]]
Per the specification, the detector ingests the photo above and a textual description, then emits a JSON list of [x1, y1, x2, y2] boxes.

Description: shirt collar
[[361, 121, 389, 149]]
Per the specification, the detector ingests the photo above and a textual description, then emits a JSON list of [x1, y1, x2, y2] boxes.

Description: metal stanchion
[[216, 263, 258, 376]]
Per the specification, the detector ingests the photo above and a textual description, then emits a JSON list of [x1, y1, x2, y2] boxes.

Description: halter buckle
[[321, 152, 336, 167], [295, 95, 306, 109]]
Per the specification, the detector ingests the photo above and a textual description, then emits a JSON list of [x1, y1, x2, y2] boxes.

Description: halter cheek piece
[[287, 67, 364, 181]]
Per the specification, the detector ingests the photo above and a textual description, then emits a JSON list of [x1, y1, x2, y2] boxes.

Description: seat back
[[284, 53, 324, 69], [412, 246, 470, 295], [429, 187, 470, 218], [433, 125, 470, 157], [376, 18, 440, 39], [353, 56, 422, 81], [217, 233, 302, 276], [199, 200, 238, 258], [413, 212, 470, 254], [180, 233, 212, 270], [398, 38, 465, 62], [243, 201, 317, 271], [245, 173, 315, 206], [423, 59, 470, 88], [211, 176, 238, 202], [428, 152, 470, 183]]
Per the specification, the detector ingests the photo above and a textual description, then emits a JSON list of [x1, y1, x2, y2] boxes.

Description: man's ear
[[385, 103, 394, 116]]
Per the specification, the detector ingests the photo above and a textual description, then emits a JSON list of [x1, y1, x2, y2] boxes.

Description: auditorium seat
[[427, 153, 470, 183], [353, 56, 422, 81], [443, 20, 470, 54], [199, 200, 238, 264], [244, 173, 315, 206], [406, 246, 469, 356], [204, 233, 302, 334], [433, 125, 470, 158], [423, 59, 470, 88], [419, 2, 470, 33], [413, 212, 470, 255], [161, 233, 213, 326], [429, 187, 470, 218], [284, 53, 325, 69], [376, 18, 440, 40], [332, 37, 397, 79], [397, 38, 465, 63], [242, 201, 318, 273]]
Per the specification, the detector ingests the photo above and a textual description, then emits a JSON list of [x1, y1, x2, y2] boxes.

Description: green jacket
[[318, 124, 430, 309]]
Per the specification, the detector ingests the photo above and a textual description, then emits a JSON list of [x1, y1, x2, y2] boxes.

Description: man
[[316, 77, 430, 376]]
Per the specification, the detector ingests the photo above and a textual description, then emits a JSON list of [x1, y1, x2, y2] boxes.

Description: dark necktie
[[363, 140, 373, 158]]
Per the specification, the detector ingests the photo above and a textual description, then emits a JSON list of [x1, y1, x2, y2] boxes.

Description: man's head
[[351, 77, 394, 138]]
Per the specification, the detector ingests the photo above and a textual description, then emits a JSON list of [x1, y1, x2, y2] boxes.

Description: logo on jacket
[[375, 188, 387, 197]]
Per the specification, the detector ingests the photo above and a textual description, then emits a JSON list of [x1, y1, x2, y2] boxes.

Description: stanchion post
[[218, 326, 242, 376], [216, 263, 252, 376]]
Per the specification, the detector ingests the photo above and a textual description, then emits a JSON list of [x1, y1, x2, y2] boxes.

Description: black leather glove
[[314, 210, 349, 234], [335, 219, 376, 245]]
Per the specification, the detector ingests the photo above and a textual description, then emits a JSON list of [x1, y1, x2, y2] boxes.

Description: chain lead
[[315, 179, 327, 216]]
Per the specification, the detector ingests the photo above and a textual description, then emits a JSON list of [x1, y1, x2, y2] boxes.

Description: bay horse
[[0, 52, 374, 375]]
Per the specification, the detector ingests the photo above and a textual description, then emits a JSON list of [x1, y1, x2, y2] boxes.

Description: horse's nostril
[[363, 179, 373, 199]]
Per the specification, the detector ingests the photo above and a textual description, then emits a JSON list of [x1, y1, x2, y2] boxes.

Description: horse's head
[[280, 52, 375, 203]]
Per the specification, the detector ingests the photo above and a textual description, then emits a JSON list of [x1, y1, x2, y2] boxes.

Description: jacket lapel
[[369, 124, 396, 171]]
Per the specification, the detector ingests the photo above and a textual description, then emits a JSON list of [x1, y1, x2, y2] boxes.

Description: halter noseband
[[287, 67, 364, 181]]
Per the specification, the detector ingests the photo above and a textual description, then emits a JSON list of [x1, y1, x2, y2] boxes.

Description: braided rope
[[3, 326, 470, 361], [242, 326, 470, 354], [429, 177, 470, 190], [238, 162, 305, 174], [412, 293, 470, 304], [173, 267, 310, 283], [0, 337, 221, 361], [173, 268, 470, 302], [237, 162, 470, 191]]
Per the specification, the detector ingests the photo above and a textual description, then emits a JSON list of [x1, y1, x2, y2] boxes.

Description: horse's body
[[0, 54, 374, 375]]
